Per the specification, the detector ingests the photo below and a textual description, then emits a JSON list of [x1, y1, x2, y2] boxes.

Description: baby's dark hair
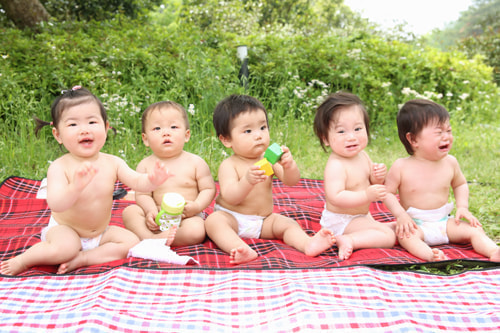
[[213, 94, 268, 138], [397, 99, 450, 155], [34, 86, 108, 136], [141, 101, 190, 134], [313, 92, 369, 151]]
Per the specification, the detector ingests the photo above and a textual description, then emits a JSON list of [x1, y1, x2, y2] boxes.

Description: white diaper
[[214, 204, 264, 239], [41, 216, 105, 251], [407, 203, 454, 246], [319, 208, 367, 236]]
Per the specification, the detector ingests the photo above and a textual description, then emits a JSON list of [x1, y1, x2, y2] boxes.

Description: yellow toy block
[[255, 158, 274, 176]]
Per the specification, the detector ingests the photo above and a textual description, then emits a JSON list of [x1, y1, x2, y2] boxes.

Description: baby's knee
[[122, 205, 144, 226]]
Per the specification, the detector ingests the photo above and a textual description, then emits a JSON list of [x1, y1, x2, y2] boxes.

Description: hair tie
[[50, 122, 53, 126], [72, 85, 82, 91]]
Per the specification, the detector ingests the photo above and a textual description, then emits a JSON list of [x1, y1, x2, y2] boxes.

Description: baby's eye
[[337, 130, 345, 134], [153, 126, 161, 131], [260, 125, 267, 131], [171, 125, 178, 129], [244, 129, 251, 134], [355, 127, 363, 131]]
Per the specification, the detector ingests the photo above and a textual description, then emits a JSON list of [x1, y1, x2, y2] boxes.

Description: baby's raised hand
[[246, 165, 267, 185], [366, 184, 387, 202], [395, 213, 418, 239], [455, 207, 482, 227], [148, 161, 173, 186], [371, 163, 386, 184], [73, 161, 98, 191], [278, 146, 295, 169]]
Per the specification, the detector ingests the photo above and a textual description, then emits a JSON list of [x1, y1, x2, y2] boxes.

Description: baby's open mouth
[[79, 138, 93, 144]]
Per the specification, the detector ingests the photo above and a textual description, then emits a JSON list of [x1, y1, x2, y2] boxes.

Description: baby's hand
[[371, 163, 386, 184], [246, 165, 267, 185], [146, 211, 160, 231], [395, 213, 418, 239], [73, 161, 98, 191], [182, 200, 200, 218], [278, 146, 295, 169], [455, 207, 482, 227], [366, 184, 387, 202], [148, 161, 173, 186]]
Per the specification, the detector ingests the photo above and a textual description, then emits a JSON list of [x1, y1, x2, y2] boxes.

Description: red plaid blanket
[[0, 176, 490, 276]]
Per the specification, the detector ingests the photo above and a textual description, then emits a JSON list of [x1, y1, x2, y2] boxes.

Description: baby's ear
[[219, 134, 232, 148]]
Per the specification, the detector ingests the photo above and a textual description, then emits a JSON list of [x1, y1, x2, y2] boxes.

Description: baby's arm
[[274, 146, 300, 186], [324, 159, 386, 208], [370, 163, 387, 185], [451, 159, 481, 227], [47, 161, 97, 212], [133, 161, 162, 231], [116, 157, 171, 193], [384, 160, 418, 238], [218, 159, 264, 206], [182, 159, 216, 218]]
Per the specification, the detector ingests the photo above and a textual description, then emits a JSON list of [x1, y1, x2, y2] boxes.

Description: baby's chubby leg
[[171, 216, 206, 247], [447, 218, 500, 261], [261, 214, 335, 256], [205, 211, 257, 264], [1, 224, 81, 276], [57, 226, 139, 274]]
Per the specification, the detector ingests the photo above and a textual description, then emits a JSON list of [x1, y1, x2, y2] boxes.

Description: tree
[[0, 0, 50, 29]]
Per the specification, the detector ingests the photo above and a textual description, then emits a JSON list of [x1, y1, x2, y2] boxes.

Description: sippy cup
[[155, 193, 185, 231]]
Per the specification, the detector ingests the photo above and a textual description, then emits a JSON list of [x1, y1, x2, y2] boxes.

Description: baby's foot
[[229, 246, 258, 264], [57, 252, 85, 274], [335, 235, 354, 260], [0, 257, 28, 276], [489, 248, 500, 262], [304, 229, 336, 257], [431, 248, 448, 262], [163, 225, 178, 247]]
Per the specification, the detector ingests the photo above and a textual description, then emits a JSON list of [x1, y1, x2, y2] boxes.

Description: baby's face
[[52, 101, 108, 159], [411, 120, 453, 161], [324, 105, 368, 158], [224, 109, 270, 159], [142, 107, 190, 158]]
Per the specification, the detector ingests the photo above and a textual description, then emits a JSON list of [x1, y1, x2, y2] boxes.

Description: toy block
[[255, 158, 274, 176], [264, 143, 283, 164]]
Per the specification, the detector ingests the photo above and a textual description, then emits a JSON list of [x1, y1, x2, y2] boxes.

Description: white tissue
[[128, 238, 199, 265]]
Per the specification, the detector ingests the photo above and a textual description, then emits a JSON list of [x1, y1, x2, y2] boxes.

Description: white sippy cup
[[155, 193, 185, 231]]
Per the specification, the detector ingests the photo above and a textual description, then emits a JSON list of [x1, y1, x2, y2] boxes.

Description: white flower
[[381, 82, 391, 88], [188, 104, 195, 116], [459, 93, 469, 100], [446, 92, 453, 97], [1, 55, 8, 59], [340, 73, 350, 78]]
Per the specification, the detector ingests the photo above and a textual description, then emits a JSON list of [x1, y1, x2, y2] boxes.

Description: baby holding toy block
[[384, 99, 500, 262], [205, 94, 335, 264], [313, 92, 396, 260], [122, 101, 216, 246]]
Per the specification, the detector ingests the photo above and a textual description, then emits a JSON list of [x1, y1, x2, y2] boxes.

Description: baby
[[123, 101, 216, 246], [384, 99, 500, 261], [313, 92, 396, 260], [205, 94, 335, 264]]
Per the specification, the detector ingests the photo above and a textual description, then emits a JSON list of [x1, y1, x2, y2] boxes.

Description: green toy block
[[264, 143, 283, 164]]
